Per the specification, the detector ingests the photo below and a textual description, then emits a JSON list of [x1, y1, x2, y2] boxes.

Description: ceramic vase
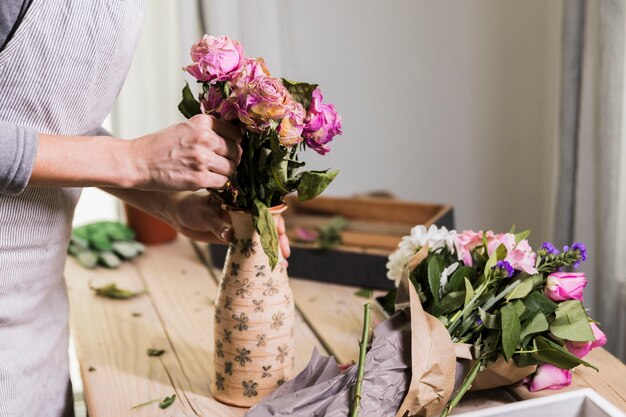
[[211, 205, 295, 407]]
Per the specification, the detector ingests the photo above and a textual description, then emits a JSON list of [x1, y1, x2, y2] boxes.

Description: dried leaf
[[147, 348, 165, 357], [159, 395, 176, 409], [91, 283, 143, 300]]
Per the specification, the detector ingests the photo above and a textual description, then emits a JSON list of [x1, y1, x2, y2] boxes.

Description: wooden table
[[64, 238, 626, 416]]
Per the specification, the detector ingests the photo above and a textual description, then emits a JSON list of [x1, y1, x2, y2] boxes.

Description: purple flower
[[572, 242, 588, 261], [494, 260, 514, 277], [541, 242, 559, 255]]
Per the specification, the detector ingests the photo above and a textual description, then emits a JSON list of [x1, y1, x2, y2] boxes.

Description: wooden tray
[[209, 196, 454, 290]]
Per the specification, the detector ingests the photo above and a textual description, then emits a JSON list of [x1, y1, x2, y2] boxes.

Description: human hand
[[164, 191, 291, 258], [128, 114, 242, 191]]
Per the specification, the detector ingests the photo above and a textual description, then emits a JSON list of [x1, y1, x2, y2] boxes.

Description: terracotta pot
[[124, 204, 177, 245], [211, 205, 294, 407]]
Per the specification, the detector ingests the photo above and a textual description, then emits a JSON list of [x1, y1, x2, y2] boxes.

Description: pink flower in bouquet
[[303, 88, 342, 155], [230, 57, 271, 87], [545, 271, 587, 302], [221, 76, 292, 131], [200, 85, 224, 115], [278, 101, 306, 146], [455, 230, 494, 266], [529, 364, 572, 392], [487, 233, 538, 274], [566, 322, 607, 358], [185, 35, 244, 83]]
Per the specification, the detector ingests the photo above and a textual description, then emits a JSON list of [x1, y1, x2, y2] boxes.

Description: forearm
[[101, 187, 175, 224], [29, 134, 139, 188]]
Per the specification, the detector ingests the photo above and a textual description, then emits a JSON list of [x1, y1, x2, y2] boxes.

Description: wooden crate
[[209, 196, 454, 290]]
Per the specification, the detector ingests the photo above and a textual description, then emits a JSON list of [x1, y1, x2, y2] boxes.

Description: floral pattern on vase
[[211, 205, 295, 407]]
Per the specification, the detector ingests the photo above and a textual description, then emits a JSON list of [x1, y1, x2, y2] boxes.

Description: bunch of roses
[[184, 35, 342, 155]]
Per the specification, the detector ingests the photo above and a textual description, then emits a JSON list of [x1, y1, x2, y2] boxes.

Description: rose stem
[[350, 302, 372, 417], [440, 358, 483, 417]]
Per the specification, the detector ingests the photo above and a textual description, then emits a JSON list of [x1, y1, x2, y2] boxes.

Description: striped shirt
[[0, 1, 146, 416]]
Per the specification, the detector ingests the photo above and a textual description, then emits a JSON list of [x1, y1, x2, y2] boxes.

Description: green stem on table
[[440, 358, 484, 417], [350, 303, 372, 417]]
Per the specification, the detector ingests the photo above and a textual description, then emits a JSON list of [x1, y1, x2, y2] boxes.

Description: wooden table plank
[[508, 347, 626, 412], [66, 245, 231, 417]]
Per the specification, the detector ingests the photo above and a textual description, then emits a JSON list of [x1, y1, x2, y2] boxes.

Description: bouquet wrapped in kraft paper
[[246, 226, 606, 417]]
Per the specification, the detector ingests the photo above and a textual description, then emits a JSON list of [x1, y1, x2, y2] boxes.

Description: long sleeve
[[0, 121, 38, 195]]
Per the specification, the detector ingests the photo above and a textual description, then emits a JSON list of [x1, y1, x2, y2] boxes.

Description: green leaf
[[478, 307, 500, 329], [514, 353, 542, 367], [515, 230, 531, 244], [520, 291, 557, 321], [147, 348, 165, 357], [484, 244, 507, 277], [281, 79, 318, 110], [440, 291, 465, 313], [550, 300, 595, 342], [463, 278, 475, 319], [252, 199, 279, 270], [450, 266, 475, 292], [159, 395, 176, 409], [506, 274, 543, 301], [97, 251, 121, 268], [520, 312, 549, 340], [297, 170, 338, 201], [74, 250, 98, 269], [178, 82, 201, 119], [513, 300, 526, 317], [533, 336, 598, 370], [500, 303, 521, 361], [428, 256, 444, 304], [112, 241, 139, 259], [91, 283, 143, 300]]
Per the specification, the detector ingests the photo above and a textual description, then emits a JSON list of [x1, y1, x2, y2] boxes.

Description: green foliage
[[532, 336, 597, 371], [178, 82, 201, 119], [281, 79, 318, 110], [297, 170, 339, 201], [500, 303, 521, 361], [317, 216, 348, 249], [427, 256, 444, 304], [505, 274, 543, 301], [252, 199, 279, 270], [550, 300, 595, 342]]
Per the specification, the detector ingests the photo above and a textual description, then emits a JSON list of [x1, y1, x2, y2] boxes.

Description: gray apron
[[0, 1, 146, 415]]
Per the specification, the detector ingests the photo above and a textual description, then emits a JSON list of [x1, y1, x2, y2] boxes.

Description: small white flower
[[439, 262, 459, 297], [387, 225, 459, 287]]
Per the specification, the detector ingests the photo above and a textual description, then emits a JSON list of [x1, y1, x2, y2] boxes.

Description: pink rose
[[184, 35, 244, 83], [199, 85, 224, 115], [487, 233, 538, 274], [545, 271, 587, 302], [529, 364, 572, 392], [566, 322, 607, 358], [221, 76, 292, 131], [230, 57, 271, 88], [278, 101, 305, 146], [303, 88, 342, 155]]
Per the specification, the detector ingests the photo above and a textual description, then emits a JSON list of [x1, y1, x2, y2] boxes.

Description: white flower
[[387, 225, 459, 287], [439, 262, 459, 297]]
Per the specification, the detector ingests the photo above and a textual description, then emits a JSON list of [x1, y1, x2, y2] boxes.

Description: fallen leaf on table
[[159, 395, 176, 409], [90, 283, 144, 300], [147, 348, 165, 357], [354, 289, 373, 299]]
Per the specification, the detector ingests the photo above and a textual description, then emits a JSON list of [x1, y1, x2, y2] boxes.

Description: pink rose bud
[[529, 364, 572, 392], [184, 35, 244, 83], [565, 322, 607, 358], [545, 272, 587, 302]]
